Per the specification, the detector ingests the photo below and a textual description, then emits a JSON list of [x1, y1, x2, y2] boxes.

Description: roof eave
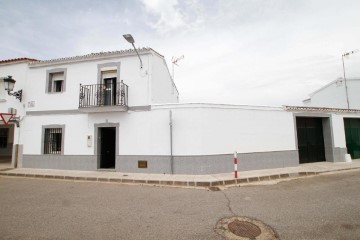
[[29, 48, 155, 68], [284, 105, 360, 113]]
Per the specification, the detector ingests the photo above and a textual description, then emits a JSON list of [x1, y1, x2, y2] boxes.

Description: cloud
[[141, 0, 204, 34], [1, 0, 360, 107], [141, 0, 185, 33]]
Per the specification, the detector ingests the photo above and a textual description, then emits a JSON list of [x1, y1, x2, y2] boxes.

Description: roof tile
[[0, 58, 38, 64]]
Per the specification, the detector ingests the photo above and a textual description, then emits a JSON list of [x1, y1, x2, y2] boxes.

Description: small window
[[44, 128, 63, 154], [46, 69, 66, 93], [0, 128, 8, 148], [53, 80, 63, 92]]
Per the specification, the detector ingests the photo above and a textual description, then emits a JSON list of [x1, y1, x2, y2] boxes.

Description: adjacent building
[[0, 49, 359, 174], [303, 77, 360, 109]]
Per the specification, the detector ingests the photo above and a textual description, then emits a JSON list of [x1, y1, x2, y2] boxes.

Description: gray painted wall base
[[23, 155, 97, 171], [118, 151, 298, 175], [22, 150, 299, 174], [331, 147, 348, 162], [116, 155, 171, 173], [239, 150, 299, 172]]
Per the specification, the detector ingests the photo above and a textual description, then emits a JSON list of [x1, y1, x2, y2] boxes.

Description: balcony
[[79, 81, 128, 112]]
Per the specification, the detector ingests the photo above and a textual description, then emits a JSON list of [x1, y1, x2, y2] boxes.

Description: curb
[[0, 170, 322, 188], [1, 167, 359, 188]]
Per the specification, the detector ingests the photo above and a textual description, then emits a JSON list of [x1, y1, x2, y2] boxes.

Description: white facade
[[25, 49, 178, 112], [154, 104, 296, 155], [0, 60, 32, 162], [0, 61, 29, 117], [1, 49, 360, 174], [303, 78, 360, 109]]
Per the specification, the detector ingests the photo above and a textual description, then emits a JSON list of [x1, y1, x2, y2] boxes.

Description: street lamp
[[3, 76, 22, 102], [342, 49, 359, 109], [123, 34, 143, 69]]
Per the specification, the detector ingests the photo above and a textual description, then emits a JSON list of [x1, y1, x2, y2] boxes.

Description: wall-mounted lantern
[[3, 76, 22, 102]]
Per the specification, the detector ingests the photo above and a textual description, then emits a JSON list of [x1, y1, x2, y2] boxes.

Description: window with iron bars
[[44, 128, 62, 154]]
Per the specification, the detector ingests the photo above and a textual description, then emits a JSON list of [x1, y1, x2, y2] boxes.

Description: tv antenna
[[171, 55, 184, 80]]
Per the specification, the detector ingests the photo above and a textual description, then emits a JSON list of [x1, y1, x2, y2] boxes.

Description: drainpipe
[[169, 110, 174, 174]]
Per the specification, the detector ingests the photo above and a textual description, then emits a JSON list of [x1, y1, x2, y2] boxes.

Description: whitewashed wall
[[21, 104, 299, 156], [154, 104, 297, 155], [22, 110, 171, 156], [21, 114, 90, 155], [331, 114, 347, 148], [151, 55, 179, 104], [0, 62, 28, 116], [88, 110, 171, 155], [347, 80, 360, 109], [25, 54, 152, 112], [0, 62, 29, 147], [305, 79, 360, 109]]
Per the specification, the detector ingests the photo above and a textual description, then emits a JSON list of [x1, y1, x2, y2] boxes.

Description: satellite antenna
[[171, 55, 184, 80]]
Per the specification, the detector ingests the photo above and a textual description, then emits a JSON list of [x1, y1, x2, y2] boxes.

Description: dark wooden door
[[296, 117, 326, 164], [344, 118, 360, 159], [100, 127, 116, 169]]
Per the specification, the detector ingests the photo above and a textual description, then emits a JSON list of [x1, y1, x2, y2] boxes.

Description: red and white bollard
[[234, 151, 238, 178]]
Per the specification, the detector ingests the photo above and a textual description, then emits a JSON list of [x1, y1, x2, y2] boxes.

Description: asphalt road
[[1, 170, 360, 240]]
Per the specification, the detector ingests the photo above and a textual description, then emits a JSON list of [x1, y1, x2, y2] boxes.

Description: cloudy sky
[[1, 0, 359, 106]]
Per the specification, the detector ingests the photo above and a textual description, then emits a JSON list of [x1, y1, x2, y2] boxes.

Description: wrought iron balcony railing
[[79, 81, 128, 108]]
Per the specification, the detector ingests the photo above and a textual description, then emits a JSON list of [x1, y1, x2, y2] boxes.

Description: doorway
[[344, 118, 360, 159], [104, 78, 116, 106], [296, 117, 326, 164], [99, 127, 116, 169], [0, 125, 14, 169]]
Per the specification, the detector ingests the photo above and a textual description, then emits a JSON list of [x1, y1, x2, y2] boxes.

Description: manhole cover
[[215, 216, 279, 240], [228, 220, 261, 238]]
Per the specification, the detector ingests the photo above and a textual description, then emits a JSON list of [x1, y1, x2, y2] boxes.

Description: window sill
[[46, 92, 65, 94]]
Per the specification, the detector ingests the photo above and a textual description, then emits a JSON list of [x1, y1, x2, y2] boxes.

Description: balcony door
[[104, 78, 116, 106]]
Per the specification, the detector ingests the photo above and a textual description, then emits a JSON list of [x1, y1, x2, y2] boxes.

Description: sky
[[1, 0, 360, 106]]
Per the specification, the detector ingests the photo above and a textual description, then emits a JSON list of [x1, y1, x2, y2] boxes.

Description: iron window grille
[[44, 128, 62, 154]]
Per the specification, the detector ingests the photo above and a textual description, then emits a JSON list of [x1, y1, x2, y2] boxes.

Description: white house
[[303, 78, 360, 109], [0, 58, 37, 165], [0, 49, 359, 174]]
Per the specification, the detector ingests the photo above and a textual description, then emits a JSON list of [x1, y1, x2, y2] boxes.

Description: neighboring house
[[303, 78, 360, 109], [0, 58, 37, 163], [301, 77, 360, 161], [0, 49, 359, 174]]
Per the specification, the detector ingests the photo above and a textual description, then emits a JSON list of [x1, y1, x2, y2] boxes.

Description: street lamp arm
[[131, 42, 143, 69], [123, 34, 143, 69]]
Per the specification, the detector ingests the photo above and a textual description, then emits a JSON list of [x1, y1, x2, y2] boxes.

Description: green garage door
[[296, 117, 326, 164], [344, 118, 360, 159]]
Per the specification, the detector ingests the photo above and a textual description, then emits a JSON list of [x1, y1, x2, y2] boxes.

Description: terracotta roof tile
[[0, 58, 38, 64]]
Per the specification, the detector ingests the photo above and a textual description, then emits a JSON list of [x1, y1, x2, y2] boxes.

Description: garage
[[344, 118, 360, 159], [296, 117, 326, 164]]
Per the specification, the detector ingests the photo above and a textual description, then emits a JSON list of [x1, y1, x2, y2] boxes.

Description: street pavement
[[1, 169, 360, 240]]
